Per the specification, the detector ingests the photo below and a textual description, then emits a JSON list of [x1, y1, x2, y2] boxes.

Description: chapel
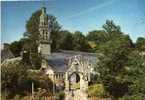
[[38, 7, 100, 93]]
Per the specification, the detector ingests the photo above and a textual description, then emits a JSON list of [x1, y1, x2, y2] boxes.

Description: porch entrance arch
[[65, 55, 91, 92]]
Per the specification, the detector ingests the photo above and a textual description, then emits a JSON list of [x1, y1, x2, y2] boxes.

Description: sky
[[1, 0, 145, 43]]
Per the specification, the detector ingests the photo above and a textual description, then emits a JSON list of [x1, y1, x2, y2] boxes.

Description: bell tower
[[38, 7, 51, 55]]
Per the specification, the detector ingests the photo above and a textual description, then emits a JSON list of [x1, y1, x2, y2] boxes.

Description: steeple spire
[[38, 6, 51, 56]]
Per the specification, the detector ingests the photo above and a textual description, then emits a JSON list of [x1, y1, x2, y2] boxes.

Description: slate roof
[[43, 50, 101, 72]]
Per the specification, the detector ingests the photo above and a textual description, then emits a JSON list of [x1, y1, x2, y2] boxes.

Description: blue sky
[[1, 0, 145, 43]]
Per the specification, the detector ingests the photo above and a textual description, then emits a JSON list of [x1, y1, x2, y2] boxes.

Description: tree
[[9, 41, 22, 57], [47, 15, 62, 51], [1, 60, 28, 98], [97, 35, 133, 99], [9, 38, 29, 57], [1, 59, 53, 99], [86, 30, 109, 44], [119, 51, 145, 100], [58, 30, 74, 50], [96, 21, 134, 99], [136, 37, 145, 51], [103, 20, 121, 34], [73, 31, 91, 51]]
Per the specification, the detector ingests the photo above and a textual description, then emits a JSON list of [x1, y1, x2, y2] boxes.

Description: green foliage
[[1, 59, 28, 97], [88, 84, 107, 97], [1, 59, 53, 99], [119, 94, 145, 100], [96, 20, 135, 99], [103, 20, 121, 34], [9, 38, 29, 57], [57, 91, 65, 100], [9, 41, 22, 57], [95, 20, 145, 99], [26, 71, 53, 92], [118, 51, 145, 100], [29, 53, 42, 69], [25, 10, 41, 39], [73, 31, 91, 51], [12, 95, 22, 100], [86, 30, 109, 44], [97, 34, 133, 56], [136, 37, 145, 51], [34, 88, 53, 100], [56, 30, 92, 51], [58, 30, 74, 50], [71, 83, 80, 89]]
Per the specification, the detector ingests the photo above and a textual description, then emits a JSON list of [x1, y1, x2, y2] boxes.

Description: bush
[[119, 94, 145, 100], [87, 84, 107, 97], [2, 58, 53, 99], [12, 95, 22, 100], [57, 91, 65, 100], [34, 88, 53, 100]]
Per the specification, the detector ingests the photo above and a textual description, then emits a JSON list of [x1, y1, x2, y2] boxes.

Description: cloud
[[66, 0, 116, 19]]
